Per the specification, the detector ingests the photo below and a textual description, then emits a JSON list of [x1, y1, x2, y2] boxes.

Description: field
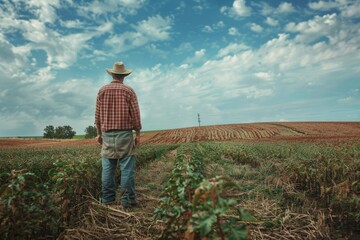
[[0, 122, 359, 239]]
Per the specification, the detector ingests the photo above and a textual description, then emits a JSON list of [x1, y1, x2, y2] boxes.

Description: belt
[[105, 129, 132, 132]]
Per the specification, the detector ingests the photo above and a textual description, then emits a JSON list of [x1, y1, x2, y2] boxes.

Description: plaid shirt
[[95, 81, 141, 132]]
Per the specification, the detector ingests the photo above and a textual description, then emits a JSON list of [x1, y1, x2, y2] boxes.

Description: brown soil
[[142, 122, 360, 145], [1, 122, 359, 148], [0, 132, 159, 148]]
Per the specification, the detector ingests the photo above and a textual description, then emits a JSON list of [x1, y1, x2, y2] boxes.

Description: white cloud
[[1, 0, 360, 135], [134, 15, 173, 41], [340, 1, 360, 17], [0, 3, 110, 70], [217, 43, 249, 57], [338, 96, 353, 102], [241, 86, 273, 99], [254, 72, 273, 81], [265, 17, 279, 26], [78, 0, 146, 16], [309, 0, 360, 18], [202, 21, 225, 33], [232, 0, 252, 16], [221, 0, 251, 18], [309, 0, 342, 10], [192, 0, 209, 12], [105, 15, 173, 53], [216, 21, 225, 28], [176, 2, 186, 11], [0, 36, 101, 135], [0, 37, 30, 78], [277, 2, 295, 13], [179, 64, 190, 69], [26, 0, 61, 24], [20, 66, 54, 84], [175, 42, 193, 54], [60, 19, 85, 28], [285, 13, 338, 43], [185, 49, 206, 64], [202, 25, 213, 33], [250, 23, 263, 33], [259, 2, 295, 16], [228, 27, 240, 36], [145, 43, 168, 58]]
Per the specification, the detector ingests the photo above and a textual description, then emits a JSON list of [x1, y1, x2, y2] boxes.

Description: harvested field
[[1, 122, 359, 148], [0, 138, 96, 148], [0, 132, 158, 148], [142, 122, 360, 144], [1, 122, 360, 239]]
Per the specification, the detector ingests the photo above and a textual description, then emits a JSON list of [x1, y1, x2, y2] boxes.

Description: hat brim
[[106, 69, 132, 76]]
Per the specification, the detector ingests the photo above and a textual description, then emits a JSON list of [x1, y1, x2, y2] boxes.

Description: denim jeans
[[101, 155, 136, 205], [100, 130, 136, 206]]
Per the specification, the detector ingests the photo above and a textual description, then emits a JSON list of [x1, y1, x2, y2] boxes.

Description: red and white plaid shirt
[[95, 81, 141, 132]]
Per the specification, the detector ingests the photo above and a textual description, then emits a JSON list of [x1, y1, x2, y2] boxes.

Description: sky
[[0, 0, 359, 137]]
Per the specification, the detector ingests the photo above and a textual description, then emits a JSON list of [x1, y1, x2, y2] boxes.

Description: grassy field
[[0, 140, 359, 239]]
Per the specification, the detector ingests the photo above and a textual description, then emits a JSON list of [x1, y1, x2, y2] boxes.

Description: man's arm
[[135, 129, 140, 147], [95, 123, 103, 145], [129, 92, 142, 147], [95, 92, 103, 145]]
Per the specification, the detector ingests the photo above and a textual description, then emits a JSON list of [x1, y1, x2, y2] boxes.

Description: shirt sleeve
[[95, 91, 101, 126], [129, 92, 142, 131]]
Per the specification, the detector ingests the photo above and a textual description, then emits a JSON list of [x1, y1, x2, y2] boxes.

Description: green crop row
[[154, 143, 248, 240], [0, 144, 177, 239], [201, 141, 360, 234], [1, 141, 359, 239]]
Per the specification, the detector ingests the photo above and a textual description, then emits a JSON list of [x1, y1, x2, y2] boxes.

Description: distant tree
[[62, 125, 76, 139], [43, 125, 55, 138], [84, 125, 97, 139], [55, 126, 65, 139], [44, 125, 76, 139], [50, 125, 76, 139]]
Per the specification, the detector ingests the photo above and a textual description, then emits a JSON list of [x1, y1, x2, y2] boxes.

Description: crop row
[[0, 144, 178, 239], [145, 124, 281, 144], [203, 141, 360, 237], [154, 144, 248, 239]]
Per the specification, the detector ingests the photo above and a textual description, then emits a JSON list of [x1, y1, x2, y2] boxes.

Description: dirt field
[[1, 122, 359, 148], [0, 132, 158, 148], [143, 122, 360, 144]]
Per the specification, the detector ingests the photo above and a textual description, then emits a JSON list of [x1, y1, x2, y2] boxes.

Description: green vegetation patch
[[1, 141, 359, 239]]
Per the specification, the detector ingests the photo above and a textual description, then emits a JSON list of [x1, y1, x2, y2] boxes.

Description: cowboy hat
[[106, 62, 132, 76]]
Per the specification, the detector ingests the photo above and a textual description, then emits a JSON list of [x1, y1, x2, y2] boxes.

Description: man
[[95, 61, 141, 208]]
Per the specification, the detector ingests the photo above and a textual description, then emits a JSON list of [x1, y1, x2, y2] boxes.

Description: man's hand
[[96, 135, 103, 145], [134, 134, 140, 147]]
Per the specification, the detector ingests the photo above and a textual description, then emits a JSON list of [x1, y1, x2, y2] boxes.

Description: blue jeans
[[101, 155, 136, 206]]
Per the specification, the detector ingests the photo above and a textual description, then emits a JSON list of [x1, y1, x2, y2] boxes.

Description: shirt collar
[[111, 80, 124, 84]]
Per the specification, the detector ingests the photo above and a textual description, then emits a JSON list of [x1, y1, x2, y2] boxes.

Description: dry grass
[[204, 150, 332, 240], [58, 150, 176, 240], [56, 142, 357, 239]]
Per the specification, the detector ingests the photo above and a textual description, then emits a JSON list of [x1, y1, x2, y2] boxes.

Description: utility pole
[[198, 113, 201, 127]]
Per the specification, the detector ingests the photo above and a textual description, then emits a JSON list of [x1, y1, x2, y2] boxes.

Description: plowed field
[[143, 122, 360, 144], [1, 122, 359, 148]]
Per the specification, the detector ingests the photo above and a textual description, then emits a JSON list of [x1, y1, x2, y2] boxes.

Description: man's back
[[95, 81, 141, 132], [95, 61, 141, 207]]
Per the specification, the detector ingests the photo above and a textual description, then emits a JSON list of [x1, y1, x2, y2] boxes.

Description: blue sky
[[0, 0, 359, 137]]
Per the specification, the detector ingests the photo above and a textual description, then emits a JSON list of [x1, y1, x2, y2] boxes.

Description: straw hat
[[106, 62, 132, 76]]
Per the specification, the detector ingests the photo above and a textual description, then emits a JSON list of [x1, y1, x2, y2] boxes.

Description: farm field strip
[[1, 140, 359, 239], [154, 144, 247, 239], [1, 122, 360, 239], [142, 122, 360, 144]]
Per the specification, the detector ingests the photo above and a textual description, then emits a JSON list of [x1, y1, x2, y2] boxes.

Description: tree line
[[43, 125, 97, 139]]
